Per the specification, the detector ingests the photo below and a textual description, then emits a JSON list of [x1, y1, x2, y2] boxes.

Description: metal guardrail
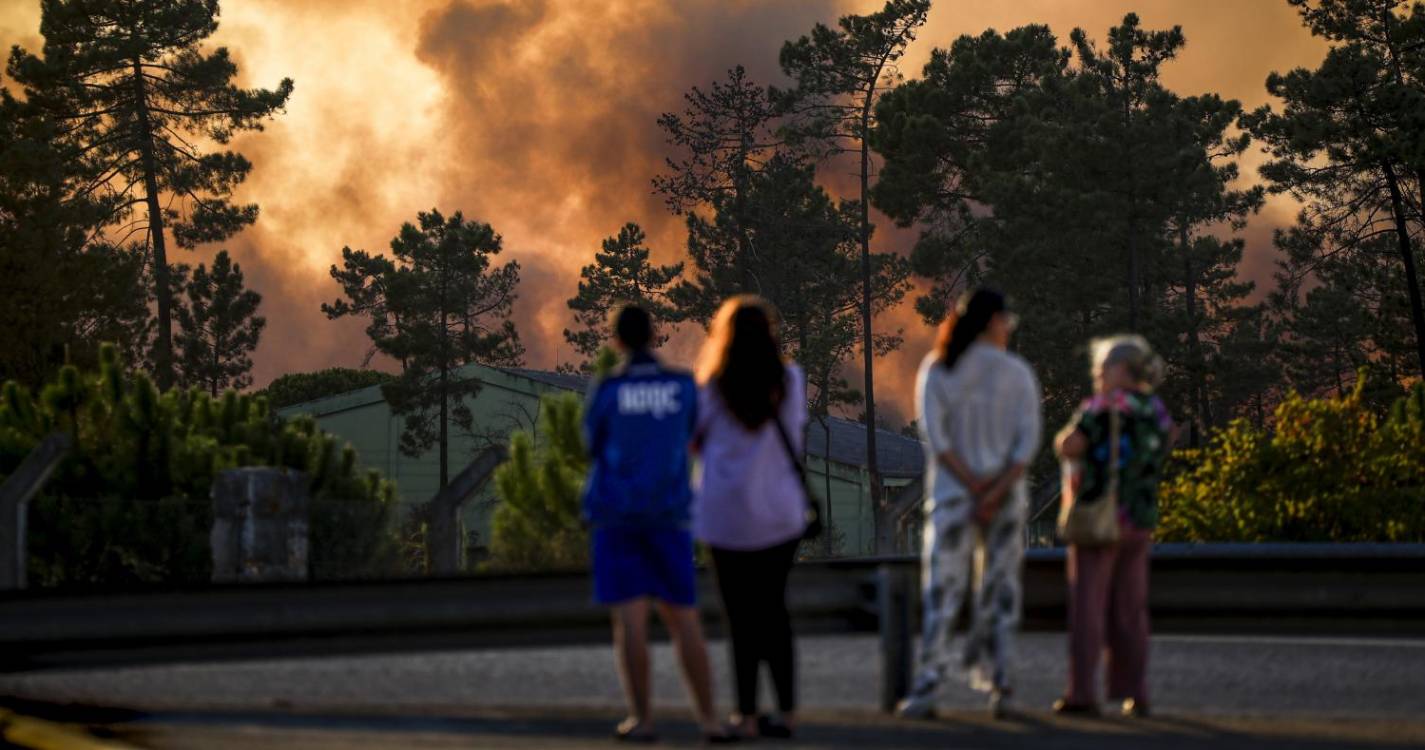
[[2, 544, 1422, 711]]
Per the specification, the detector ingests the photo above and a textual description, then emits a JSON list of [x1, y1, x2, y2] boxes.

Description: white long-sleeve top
[[915, 343, 1042, 519]]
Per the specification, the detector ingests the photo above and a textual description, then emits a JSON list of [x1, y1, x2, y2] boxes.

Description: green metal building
[[279, 363, 926, 560]]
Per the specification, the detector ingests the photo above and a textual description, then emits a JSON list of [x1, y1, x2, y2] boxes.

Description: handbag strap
[[773, 416, 812, 505], [1107, 399, 1121, 498]]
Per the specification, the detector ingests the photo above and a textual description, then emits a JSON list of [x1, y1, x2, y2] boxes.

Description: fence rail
[[2, 543, 1422, 711]]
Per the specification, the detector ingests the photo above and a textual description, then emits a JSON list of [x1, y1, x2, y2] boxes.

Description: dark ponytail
[[934, 287, 1006, 370]]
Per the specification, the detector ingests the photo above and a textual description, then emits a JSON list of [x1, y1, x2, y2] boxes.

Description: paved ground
[[2, 633, 1423, 748]]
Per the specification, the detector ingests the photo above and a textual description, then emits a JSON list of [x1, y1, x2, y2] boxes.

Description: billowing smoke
[[0, 0, 1327, 423]]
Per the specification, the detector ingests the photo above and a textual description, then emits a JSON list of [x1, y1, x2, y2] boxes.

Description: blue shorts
[[591, 526, 697, 607]]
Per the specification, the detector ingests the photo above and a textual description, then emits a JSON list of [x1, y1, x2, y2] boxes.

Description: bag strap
[[773, 416, 812, 505], [1107, 399, 1121, 499]]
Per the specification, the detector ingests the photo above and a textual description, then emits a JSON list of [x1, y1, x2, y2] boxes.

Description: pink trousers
[[1065, 523, 1151, 706]]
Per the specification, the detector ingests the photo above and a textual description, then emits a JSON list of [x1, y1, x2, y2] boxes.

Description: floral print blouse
[[1067, 389, 1174, 530]]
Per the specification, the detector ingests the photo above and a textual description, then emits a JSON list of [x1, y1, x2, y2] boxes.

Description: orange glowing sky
[[0, 1, 1327, 422]]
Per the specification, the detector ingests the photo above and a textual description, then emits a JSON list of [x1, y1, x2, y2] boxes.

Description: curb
[[0, 709, 139, 750]]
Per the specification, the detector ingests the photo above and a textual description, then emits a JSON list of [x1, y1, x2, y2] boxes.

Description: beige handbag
[[1057, 407, 1121, 546]]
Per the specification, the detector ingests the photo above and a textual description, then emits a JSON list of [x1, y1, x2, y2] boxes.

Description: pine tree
[[562, 223, 682, 372], [655, 66, 795, 324], [0, 77, 150, 386], [7, 0, 293, 389], [1269, 229, 1414, 408], [777, 0, 931, 550], [488, 391, 589, 572], [323, 209, 524, 489], [174, 250, 265, 396], [1068, 14, 1188, 332], [872, 18, 1267, 453], [1243, 0, 1425, 380], [672, 154, 909, 413], [654, 65, 788, 214], [1154, 90, 1265, 446]]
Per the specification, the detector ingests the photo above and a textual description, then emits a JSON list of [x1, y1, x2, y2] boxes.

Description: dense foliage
[[1246, 0, 1425, 384], [776, 0, 932, 549], [8, 0, 292, 389], [486, 391, 590, 572], [562, 223, 683, 373], [262, 368, 395, 410], [175, 250, 266, 396], [324, 208, 524, 489], [1158, 376, 1425, 542], [0, 78, 151, 388], [871, 16, 1272, 468], [1, 345, 402, 587], [485, 349, 618, 571]]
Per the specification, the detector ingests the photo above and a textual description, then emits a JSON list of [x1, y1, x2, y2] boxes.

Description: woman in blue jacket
[[582, 304, 735, 744]]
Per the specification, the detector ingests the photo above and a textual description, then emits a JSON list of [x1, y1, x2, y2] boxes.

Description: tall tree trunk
[[133, 59, 174, 390], [859, 106, 887, 554], [439, 363, 449, 490], [1180, 223, 1205, 447], [1382, 162, 1425, 379], [821, 414, 834, 556], [1127, 204, 1140, 332]]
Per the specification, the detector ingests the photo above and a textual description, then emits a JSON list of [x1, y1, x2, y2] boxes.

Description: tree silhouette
[[562, 223, 682, 372], [324, 209, 523, 489], [777, 0, 931, 549], [8, 0, 292, 389], [175, 249, 265, 396]]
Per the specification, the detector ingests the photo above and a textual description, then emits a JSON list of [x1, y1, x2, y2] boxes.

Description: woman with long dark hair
[[693, 295, 807, 740], [897, 288, 1041, 720]]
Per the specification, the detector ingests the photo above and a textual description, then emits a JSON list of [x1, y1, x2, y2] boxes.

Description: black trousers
[[710, 537, 800, 716]]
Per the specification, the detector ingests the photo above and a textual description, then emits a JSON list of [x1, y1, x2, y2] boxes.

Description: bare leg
[[612, 599, 654, 735], [656, 601, 723, 734]]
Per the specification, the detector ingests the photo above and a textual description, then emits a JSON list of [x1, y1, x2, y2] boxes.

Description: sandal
[[1051, 697, 1100, 716], [703, 729, 741, 744], [757, 715, 795, 739], [614, 722, 658, 743]]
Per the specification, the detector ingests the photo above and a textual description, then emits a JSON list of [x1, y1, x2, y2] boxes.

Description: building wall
[[279, 366, 566, 556], [283, 367, 903, 561]]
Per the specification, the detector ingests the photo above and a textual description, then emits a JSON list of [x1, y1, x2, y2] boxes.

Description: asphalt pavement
[[2, 633, 1422, 748]]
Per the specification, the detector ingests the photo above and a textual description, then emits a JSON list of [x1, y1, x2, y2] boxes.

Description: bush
[[1158, 374, 1425, 542], [1, 345, 403, 587], [260, 367, 394, 409], [486, 392, 590, 571]]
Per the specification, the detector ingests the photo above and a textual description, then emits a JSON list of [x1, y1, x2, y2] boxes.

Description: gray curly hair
[[1091, 334, 1165, 389]]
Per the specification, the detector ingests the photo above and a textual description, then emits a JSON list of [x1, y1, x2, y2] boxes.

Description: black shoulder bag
[[774, 417, 825, 541]]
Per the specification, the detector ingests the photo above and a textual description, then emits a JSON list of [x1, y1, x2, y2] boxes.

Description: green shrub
[[260, 367, 394, 409], [1159, 374, 1425, 542], [1, 344, 403, 587], [486, 392, 590, 571]]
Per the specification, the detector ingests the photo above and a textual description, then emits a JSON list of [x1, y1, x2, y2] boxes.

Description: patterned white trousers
[[910, 497, 1026, 695]]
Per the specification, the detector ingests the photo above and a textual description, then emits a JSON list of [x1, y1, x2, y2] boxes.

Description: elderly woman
[[1053, 334, 1175, 718]]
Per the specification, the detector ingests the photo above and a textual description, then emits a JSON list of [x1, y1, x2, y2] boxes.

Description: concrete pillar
[[211, 468, 309, 583], [0, 432, 72, 590]]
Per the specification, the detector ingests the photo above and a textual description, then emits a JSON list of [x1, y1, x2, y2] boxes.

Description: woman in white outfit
[[897, 288, 1042, 720]]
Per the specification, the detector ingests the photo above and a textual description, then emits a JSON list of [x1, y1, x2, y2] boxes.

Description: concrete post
[[426, 445, 506, 575], [877, 563, 913, 712], [0, 432, 72, 590], [211, 468, 309, 583]]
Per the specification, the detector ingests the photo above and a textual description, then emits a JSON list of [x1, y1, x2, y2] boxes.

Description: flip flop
[[703, 729, 741, 745], [613, 724, 658, 743], [757, 715, 795, 739]]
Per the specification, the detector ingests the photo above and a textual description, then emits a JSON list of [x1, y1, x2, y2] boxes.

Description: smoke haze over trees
[[3, 0, 1424, 532]]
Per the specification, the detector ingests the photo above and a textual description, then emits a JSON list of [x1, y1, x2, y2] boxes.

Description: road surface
[[2, 633, 1422, 748]]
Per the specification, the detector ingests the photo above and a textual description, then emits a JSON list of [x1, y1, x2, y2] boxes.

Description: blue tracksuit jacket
[[581, 351, 697, 527]]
